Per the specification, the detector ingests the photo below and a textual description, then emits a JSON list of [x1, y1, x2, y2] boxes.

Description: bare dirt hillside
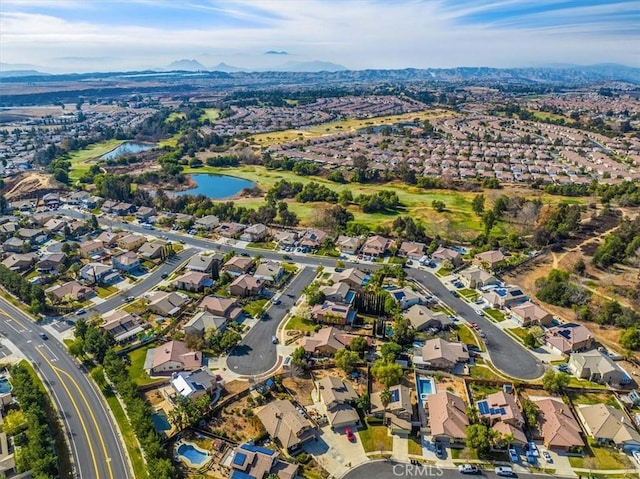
[[3, 172, 65, 200]]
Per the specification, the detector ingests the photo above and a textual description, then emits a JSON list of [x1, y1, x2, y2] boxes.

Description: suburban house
[[331, 268, 369, 290], [173, 271, 212, 292], [134, 206, 156, 222], [459, 268, 498, 289], [79, 263, 118, 284], [183, 311, 227, 337], [253, 260, 284, 283], [111, 202, 135, 216], [223, 256, 254, 276], [544, 323, 594, 355], [398, 241, 426, 260], [147, 291, 190, 317], [37, 252, 66, 273], [255, 400, 317, 454], [138, 241, 167, 260], [335, 235, 364, 255], [404, 304, 452, 331], [100, 310, 144, 344], [112, 251, 141, 272], [477, 390, 527, 444], [432, 246, 463, 267], [319, 282, 355, 304], [568, 350, 629, 386], [239, 223, 268, 242], [473, 250, 506, 270], [194, 215, 220, 230], [274, 231, 298, 249], [2, 237, 29, 253], [311, 301, 355, 325], [482, 286, 528, 308], [187, 254, 218, 274], [117, 233, 147, 251], [299, 229, 328, 249], [228, 443, 298, 479], [426, 391, 469, 444], [2, 253, 36, 272], [43, 218, 66, 233], [169, 368, 219, 402], [576, 404, 640, 451], [387, 286, 423, 310], [46, 281, 92, 303], [97, 231, 122, 246], [530, 396, 585, 451], [217, 222, 246, 238], [317, 376, 360, 429], [228, 274, 264, 297], [79, 239, 104, 258], [199, 295, 243, 321], [417, 338, 469, 370], [371, 384, 414, 434], [143, 340, 202, 376], [301, 326, 370, 356], [361, 235, 393, 258], [509, 301, 553, 327], [17, 228, 46, 244]]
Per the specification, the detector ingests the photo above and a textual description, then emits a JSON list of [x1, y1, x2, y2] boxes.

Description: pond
[[101, 141, 155, 160], [175, 173, 256, 199]]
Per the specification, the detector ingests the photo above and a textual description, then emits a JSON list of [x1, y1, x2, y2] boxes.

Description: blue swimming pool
[[0, 378, 11, 394], [151, 411, 171, 433], [416, 376, 436, 400], [177, 443, 209, 467]]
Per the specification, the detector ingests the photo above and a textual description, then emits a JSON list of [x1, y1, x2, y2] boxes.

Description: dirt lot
[[283, 374, 316, 406], [208, 394, 265, 443], [4, 172, 65, 200], [436, 376, 468, 400]]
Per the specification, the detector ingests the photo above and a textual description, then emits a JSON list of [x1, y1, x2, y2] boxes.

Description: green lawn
[[282, 262, 299, 273], [127, 346, 164, 386], [436, 267, 453, 277], [570, 392, 620, 408], [96, 285, 118, 298], [505, 327, 529, 343], [455, 324, 484, 351], [567, 377, 608, 390], [67, 139, 124, 181], [484, 308, 506, 322], [569, 443, 633, 470], [200, 108, 220, 122], [91, 367, 149, 479], [408, 436, 423, 456], [285, 315, 318, 333], [243, 299, 268, 317], [358, 425, 393, 453], [458, 288, 480, 301], [247, 241, 277, 250], [469, 365, 505, 381], [451, 448, 479, 460]]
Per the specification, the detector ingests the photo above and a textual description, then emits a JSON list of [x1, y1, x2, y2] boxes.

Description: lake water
[[175, 174, 255, 199], [101, 141, 155, 160]]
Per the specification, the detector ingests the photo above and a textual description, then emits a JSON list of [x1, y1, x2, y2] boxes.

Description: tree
[[371, 360, 403, 388], [380, 342, 402, 362], [380, 388, 392, 422], [521, 399, 539, 428], [392, 317, 415, 345], [466, 423, 491, 453], [472, 194, 485, 216], [290, 346, 308, 375], [542, 369, 569, 394], [432, 200, 446, 212], [2, 409, 27, 435], [67, 338, 85, 358], [573, 258, 586, 276], [621, 326, 640, 351], [357, 393, 371, 413], [523, 332, 537, 349], [348, 336, 369, 356], [335, 349, 359, 374]]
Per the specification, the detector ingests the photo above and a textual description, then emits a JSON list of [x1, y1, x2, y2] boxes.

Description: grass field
[[243, 299, 268, 317], [249, 109, 455, 146], [285, 315, 318, 333], [358, 425, 393, 453], [201, 108, 220, 122], [67, 139, 124, 181], [166, 112, 185, 123]]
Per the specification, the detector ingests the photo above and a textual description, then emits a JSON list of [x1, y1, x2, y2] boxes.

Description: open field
[[249, 109, 456, 146], [67, 139, 124, 181], [201, 108, 220, 122]]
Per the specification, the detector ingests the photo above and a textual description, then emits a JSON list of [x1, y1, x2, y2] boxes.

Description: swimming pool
[[151, 411, 171, 434], [177, 442, 210, 467], [416, 376, 436, 401], [0, 378, 12, 395]]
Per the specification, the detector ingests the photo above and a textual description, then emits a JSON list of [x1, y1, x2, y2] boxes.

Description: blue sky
[[1, 0, 638, 72]]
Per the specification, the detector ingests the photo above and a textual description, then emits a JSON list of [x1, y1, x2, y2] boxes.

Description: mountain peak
[[166, 59, 208, 71]]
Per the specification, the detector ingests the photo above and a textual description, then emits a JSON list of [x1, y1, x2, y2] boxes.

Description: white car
[[495, 466, 514, 477], [633, 450, 640, 465], [458, 464, 479, 474]]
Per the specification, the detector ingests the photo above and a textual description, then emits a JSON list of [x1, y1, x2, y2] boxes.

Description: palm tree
[[503, 433, 515, 449], [380, 388, 392, 426], [466, 405, 479, 424]]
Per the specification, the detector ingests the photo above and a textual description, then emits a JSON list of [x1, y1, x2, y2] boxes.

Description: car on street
[[451, 290, 459, 297], [39, 332, 48, 340], [271, 335, 279, 344], [495, 466, 515, 477], [75, 308, 86, 315], [345, 427, 356, 442], [161, 272, 168, 279], [125, 296, 135, 302], [179, 239, 185, 244], [471, 322, 479, 329], [458, 464, 479, 474], [542, 451, 552, 463]]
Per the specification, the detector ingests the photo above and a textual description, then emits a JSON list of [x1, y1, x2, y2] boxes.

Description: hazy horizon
[[1, 0, 638, 74]]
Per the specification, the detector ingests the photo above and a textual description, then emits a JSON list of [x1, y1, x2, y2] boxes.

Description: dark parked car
[[39, 332, 48, 340]]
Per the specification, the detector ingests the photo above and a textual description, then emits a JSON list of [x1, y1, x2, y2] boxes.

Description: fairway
[[249, 108, 455, 146], [67, 139, 124, 181], [201, 108, 220, 122]]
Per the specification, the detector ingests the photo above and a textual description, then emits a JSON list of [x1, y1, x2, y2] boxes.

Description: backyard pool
[[176, 442, 211, 468], [416, 375, 436, 401], [151, 411, 171, 435], [0, 377, 11, 394]]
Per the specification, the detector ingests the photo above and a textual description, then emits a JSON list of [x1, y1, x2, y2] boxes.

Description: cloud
[[0, 0, 637, 72], [265, 50, 289, 55]]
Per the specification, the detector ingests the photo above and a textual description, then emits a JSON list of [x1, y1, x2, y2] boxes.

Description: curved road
[[343, 461, 550, 479], [0, 298, 130, 479], [70, 211, 544, 380]]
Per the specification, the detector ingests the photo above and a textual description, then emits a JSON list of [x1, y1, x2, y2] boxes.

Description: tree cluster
[[357, 190, 400, 213], [592, 217, 640, 268], [535, 269, 590, 308], [0, 264, 46, 313]]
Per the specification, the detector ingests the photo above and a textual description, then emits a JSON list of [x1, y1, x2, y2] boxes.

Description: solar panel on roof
[[478, 401, 489, 415], [500, 407, 507, 415], [391, 389, 400, 402]]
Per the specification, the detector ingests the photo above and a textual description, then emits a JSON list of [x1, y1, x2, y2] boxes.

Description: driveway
[[304, 424, 368, 478]]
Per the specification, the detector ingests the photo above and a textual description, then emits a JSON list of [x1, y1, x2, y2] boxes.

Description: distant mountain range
[[162, 58, 347, 73]]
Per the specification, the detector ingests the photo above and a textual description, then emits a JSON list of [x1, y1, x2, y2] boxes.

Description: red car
[[345, 427, 356, 442], [471, 322, 479, 329]]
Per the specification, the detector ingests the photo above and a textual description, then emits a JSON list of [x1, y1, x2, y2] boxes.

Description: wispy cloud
[[0, 0, 637, 73]]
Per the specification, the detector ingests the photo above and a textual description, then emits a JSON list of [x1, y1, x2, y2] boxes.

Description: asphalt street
[[0, 297, 130, 479], [64, 210, 544, 379], [227, 266, 318, 376], [342, 461, 549, 479]]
